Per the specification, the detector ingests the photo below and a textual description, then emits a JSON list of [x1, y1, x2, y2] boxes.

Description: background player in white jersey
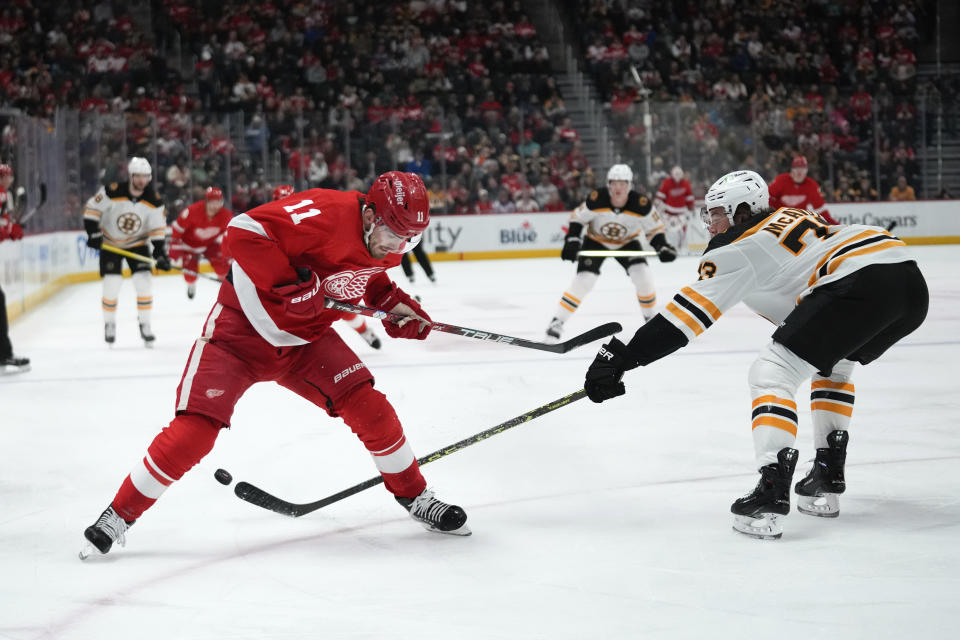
[[544, 164, 677, 342], [583, 170, 928, 540], [83, 157, 170, 346]]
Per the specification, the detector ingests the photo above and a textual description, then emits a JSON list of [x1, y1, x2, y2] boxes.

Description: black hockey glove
[[657, 243, 677, 262], [152, 243, 171, 271], [86, 231, 102, 250], [584, 337, 634, 403], [561, 222, 583, 262], [650, 233, 677, 262]]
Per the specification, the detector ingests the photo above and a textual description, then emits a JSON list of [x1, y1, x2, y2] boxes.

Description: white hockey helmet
[[671, 165, 684, 181], [128, 156, 152, 178], [702, 170, 769, 227], [606, 163, 633, 186]]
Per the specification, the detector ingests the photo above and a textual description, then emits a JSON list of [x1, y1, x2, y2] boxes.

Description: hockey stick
[[14, 183, 46, 225], [229, 389, 588, 517], [577, 249, 657, 258], [324, 298, 621, 354], [101, 244, 223, 282]]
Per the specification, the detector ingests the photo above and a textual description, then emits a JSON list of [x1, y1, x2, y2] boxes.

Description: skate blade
[[143, 340, 155, 349], [78, 541, 101, 561], [1, 365, 30, 376], [732, 514, 783, 540], [421, 522, 472, 536], [797, 493, 840, 518]]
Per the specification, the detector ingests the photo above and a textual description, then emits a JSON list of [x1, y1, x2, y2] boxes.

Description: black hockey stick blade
[[324, 298, 620, 353], [230, 389, 588, 518]]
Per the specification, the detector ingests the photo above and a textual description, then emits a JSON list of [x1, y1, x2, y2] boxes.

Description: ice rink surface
[[1, 246, 958, 639]]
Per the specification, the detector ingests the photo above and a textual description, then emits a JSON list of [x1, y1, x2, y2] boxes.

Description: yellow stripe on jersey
[[681, 287, 722, 321], [83, 208, 102, 219], [666, 301, 704, 336], [808, 230, 904, 287], [810, 401, 854, 417]]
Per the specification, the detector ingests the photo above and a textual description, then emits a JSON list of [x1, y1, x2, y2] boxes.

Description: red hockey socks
[[111, 413, 222, 522], [337, 383, 426, 498]]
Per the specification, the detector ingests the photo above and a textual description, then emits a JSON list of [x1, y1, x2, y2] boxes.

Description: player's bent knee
[[336, 382, 404, 450], [147, 412, 223, 480], [748, 341, 816, 395]]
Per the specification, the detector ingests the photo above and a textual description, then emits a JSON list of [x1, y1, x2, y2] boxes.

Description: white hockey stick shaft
[[577, 249, 657, 257]]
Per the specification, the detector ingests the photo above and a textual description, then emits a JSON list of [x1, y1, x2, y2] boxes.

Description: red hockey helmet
[[272, 184, 294, 200], [0, 164, 12, 177], [205, 186, 223, 201], [364, 171, 429, 238]]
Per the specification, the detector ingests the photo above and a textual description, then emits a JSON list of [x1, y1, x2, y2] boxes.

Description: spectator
[[491, 189, 517, 213], [888, 175, 916, 201]]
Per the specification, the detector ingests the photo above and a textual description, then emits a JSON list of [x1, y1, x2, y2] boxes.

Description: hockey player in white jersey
[[583, 170, 928, 539], [544, 164, 677, 342], [83, 157, 170, 347]]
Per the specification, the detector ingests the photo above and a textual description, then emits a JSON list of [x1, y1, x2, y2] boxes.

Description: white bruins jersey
[[571, 188, 666, 247], [83, 181, 166, 249], [664, 208, 913, 340]]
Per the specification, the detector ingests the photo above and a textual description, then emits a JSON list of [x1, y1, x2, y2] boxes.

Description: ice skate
[[731, 447, 799, 540], [139, 322, 156, 348], [359, 327, 382, 350], [544, 317, 564, 344], [79, 505, 135, 560], [187, 282, 196, 299], [396, 488, 471, 536], [104, 322, 116, 345], [0, 355, 30, 375], [427, 274, 436, 283], [795, 430, 848, 518]]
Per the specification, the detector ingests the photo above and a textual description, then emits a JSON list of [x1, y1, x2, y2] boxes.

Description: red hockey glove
[[367, 283, 432, 340], [8, 223, 23, 241], [271, 271, 324, 320]]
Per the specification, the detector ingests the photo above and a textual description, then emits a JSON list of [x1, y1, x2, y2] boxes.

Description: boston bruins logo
[[598, 221, 629, 242], [116, 212, 143, 234]]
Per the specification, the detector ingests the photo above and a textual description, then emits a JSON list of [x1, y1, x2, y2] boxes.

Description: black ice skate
[[731, 447, 799, 540], [104, 322, 116, 344], [79, 506, 136, 560], [0, 355, 30, 375], [187, 283, 196, 299], [544, 317, 564, 344], [396, 488, 471, 536], [139, 322, 156, 348], [795, 430, 848, 518]]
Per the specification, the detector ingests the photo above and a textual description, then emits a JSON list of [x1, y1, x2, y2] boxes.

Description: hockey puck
[[214, 468, 233, 486]]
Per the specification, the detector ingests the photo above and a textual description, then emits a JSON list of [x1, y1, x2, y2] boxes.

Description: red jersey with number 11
[[219, 189, 402, 347]]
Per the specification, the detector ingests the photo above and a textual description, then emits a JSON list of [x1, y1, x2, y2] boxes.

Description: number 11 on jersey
[[284, 199, 323, 225]]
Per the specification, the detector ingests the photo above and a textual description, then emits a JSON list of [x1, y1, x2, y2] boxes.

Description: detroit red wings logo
[[322, 267, 384, 300]]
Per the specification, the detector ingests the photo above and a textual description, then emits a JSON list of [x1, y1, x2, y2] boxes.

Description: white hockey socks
[[747, 341, 816, 468], [552, 271, 598, 324], [810, 359, 855, 449], [101, 274, 122, 324], [132, 270, 153, 326], [627, 263, 657, 320]]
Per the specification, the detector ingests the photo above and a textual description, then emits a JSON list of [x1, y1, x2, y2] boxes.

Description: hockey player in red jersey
[[169, 186, 233, 299], [768, 155, 839, 225], [80, 172, 469, 559], [0, 163, 30, 374], [272, 183, 383, 350], [584, 170, 927, 540], [654, 165, 695, 251]]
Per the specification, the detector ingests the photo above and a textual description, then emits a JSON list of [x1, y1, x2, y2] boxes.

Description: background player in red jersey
[[0, 163, 30, 373], [654, 165, 695, 252], [768, 155, 839, 225], [80, 171, 469, 559], [272, 184, 383, 349], [169, 186, 233, 299]]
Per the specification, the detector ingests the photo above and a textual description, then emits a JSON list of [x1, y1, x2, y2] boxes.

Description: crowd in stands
[[0, 0, 953, 227], [566, 0, 945, 200]]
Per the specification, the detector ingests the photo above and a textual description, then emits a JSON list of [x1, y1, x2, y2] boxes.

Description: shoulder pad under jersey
[[139, 189, 164, 208], [624, 191, 652, 215], [585, 188, 611, 210]]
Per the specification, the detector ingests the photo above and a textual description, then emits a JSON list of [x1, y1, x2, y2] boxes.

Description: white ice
[[1, 247, 958, 639]]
